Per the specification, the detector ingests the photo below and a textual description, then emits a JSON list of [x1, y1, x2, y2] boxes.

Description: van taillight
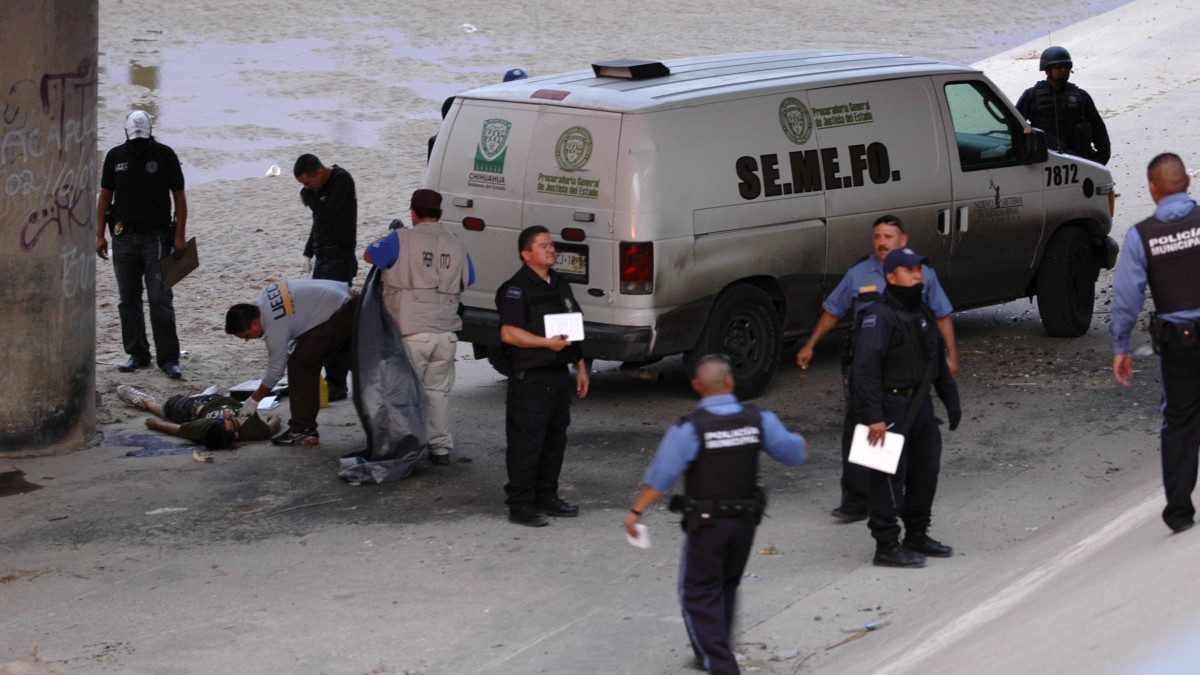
[[463, 217, 485, 231], [620, 241, 653, 294]]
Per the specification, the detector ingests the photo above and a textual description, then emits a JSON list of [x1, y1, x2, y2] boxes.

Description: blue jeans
[[112, 229, 180, 367]]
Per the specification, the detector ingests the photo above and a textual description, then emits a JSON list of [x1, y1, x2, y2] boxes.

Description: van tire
[[1036, 227, 1096, 337], [684, 286, 782, 399]]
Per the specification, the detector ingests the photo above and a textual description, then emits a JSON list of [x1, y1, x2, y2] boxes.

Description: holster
[[1152, 315, 1199, 353], [668, 487, 767, 533]]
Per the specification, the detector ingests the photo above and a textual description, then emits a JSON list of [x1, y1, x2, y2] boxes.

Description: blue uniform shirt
[[641, 394, 805, 493], [824, 256, 953, 320], [1110, 192, 1200, 354], [366, 229, 476, 284]]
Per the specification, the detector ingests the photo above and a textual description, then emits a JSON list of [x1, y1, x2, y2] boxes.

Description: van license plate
[[553, 243, 588, 283]]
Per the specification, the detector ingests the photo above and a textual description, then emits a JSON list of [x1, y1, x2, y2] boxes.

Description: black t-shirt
[[100, 139, 185, 230]]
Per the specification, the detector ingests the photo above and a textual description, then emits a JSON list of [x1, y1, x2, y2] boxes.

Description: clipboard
[[848, 423, 905, 474], [160, 237, 198, 289], [544, 312, 585, 341]]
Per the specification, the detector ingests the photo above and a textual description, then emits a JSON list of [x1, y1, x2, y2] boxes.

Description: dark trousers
[[112, 229, 179, 367], [504, 368, 571, 510], [679, 518, 757, 675], [1158, 339, 1200, 528], [286, 302, 355, 431], [867, 394, 942, 544], [839, 406, 871, 512], [313, 254, 357, 391]]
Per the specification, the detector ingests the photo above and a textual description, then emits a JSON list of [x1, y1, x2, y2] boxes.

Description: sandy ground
[[90, 0, 1126, 418]]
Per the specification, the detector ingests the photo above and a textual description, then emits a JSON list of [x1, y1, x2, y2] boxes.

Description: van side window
[[944, 81, 1023, 171]]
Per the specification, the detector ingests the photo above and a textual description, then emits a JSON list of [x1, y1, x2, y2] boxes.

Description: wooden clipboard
[[160, 237, 198, 289]]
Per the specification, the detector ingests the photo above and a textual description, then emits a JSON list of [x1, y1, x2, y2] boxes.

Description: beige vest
[[381, 222, 470, 335]]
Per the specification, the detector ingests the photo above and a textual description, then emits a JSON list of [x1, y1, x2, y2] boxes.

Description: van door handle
[[956, 206, 969, 233], [937, 209, 950, 236]]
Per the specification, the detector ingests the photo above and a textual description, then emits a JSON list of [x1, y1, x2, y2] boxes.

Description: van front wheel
[[684, 286, 782, 399], [1036, 227, 1097, 337]]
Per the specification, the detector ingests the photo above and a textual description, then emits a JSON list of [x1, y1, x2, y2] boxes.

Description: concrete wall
[[0, 0, 99, 455]]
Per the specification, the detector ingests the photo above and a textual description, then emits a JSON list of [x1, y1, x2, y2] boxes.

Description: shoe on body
[[116, 384, 156, 409], [873, 541, 926, 568]]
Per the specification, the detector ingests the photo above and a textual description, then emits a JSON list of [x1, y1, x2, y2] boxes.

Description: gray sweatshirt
[[257, 279, 351, 389]]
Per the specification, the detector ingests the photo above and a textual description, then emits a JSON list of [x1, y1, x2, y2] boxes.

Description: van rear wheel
[[684, 285, 782, 399], [1036, 227, 1097, 337]]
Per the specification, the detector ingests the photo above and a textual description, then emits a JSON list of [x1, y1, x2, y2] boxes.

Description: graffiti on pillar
[[1, 58, 98, 252]]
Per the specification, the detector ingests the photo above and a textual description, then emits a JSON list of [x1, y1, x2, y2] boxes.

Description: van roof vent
[[591, 59, 670, 80]]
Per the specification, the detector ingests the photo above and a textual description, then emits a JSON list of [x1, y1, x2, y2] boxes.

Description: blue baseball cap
[[883, 247, 929, 274], [503, 68, 528, 82]]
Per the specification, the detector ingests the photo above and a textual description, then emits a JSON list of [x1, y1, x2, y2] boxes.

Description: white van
[[425, 50, 1116, 397]]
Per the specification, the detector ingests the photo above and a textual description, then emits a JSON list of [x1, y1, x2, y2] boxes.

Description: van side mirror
[[1022, 128, 1049, 164]]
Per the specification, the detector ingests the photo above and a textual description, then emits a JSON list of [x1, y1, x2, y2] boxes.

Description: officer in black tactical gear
[[625, 354, 805, 675], [851, 247, 961, 568], [1015, 46, 1111, 165], [1111, 153, 1200, 534], [497, 226, 590, 527]]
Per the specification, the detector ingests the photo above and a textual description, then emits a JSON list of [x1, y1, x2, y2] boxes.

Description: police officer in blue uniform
[[1111, 152, 1200, 534], [852, 247, 961, 568], [497, 226, 590, 527], [797, 215, 957, 523], [624, 355, 805, 675]]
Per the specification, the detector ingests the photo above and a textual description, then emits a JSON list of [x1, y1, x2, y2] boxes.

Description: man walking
[[364, 189, 474, 465], [795, 215, 957, 522], [624, 355, 805, 675], [95, 110, 187, 379], [225, 279, 356, 446], [294, 153, 358, 401], [852, 247, 961, 568], [1111, 152, 1200, 533], [497, 226, 590, 526]]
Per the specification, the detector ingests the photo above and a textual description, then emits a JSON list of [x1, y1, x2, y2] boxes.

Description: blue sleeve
[[760, 411, 805, 466], [366, 231, 400, 269], [641, 421, 701, 492], [1110, 227, 1148, 354], [823, 271, 858, 317], [922, 266, 954, 317]]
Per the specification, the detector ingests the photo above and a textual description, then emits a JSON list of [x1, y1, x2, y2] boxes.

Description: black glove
[[948, 408, 961, 431]]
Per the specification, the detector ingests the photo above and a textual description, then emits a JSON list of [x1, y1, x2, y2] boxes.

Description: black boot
[[903, 533, 953, 558], [873, 541, 926, 568]]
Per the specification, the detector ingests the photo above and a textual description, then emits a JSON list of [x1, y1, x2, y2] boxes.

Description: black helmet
[[1039, 46, 1072, 72]]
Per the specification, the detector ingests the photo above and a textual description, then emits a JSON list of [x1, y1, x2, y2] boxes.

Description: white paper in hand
[[626, 523, 651, 549], [544, 312, 585, 341], [848, 423, 904, 474]]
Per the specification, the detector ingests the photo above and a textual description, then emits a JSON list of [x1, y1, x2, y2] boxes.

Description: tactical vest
[[1136, 210, 1200, 314], [503, 270, 583, 373], [1027, 81, 1091, 158], [879, 297, 939, 390], [381, 224, 469, 335], [683, 406, 763, 500]]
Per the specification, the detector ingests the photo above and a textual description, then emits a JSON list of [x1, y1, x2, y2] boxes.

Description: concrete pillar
[[0, 1, 99, 455]]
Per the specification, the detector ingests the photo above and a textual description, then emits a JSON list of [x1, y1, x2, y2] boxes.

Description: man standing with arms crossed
[[364, 189, 474, 465], [295, 153, 358, 401], [497, 226, 590, 527], [624, 355, 805, 675], [795, 215, 957, 522], [95, 110, 188, 379], [1111, 152, 1200, 534]]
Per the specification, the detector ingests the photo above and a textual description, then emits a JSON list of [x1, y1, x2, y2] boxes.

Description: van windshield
[[944, 81, 1023, 171]]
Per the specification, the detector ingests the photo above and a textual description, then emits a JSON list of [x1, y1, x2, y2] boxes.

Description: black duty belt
[[886, 387, 917, 397]]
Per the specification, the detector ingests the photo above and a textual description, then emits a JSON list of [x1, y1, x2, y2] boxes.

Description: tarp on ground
[[339, 267, 429, 484]]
